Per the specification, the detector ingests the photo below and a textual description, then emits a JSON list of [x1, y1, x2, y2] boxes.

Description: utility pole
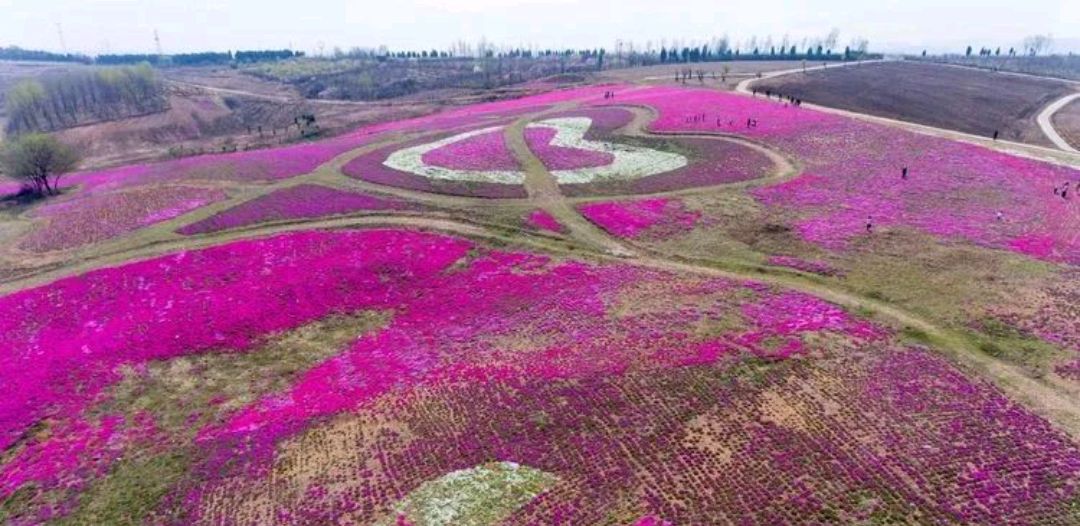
[[56, 22, 67, 54], [154, 29, 164, 57]]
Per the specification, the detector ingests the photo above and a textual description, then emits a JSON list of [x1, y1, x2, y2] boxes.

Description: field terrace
[[2, 82, 1080, 524]]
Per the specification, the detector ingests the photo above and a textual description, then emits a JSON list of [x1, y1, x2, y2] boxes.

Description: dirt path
[[736, 60, 1080, 166], [166, 79, 367, 106], [505, 113, 636, 257], [1037, 92, 1080, 152]]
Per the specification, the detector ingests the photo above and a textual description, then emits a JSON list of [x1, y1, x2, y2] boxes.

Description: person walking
[[902, 167, 908, 180], [866, 216, 873, 233]]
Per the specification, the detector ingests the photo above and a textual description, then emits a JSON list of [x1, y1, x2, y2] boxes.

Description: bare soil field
[[912, 55, 1080, 82], [47, 84, 435, 169], [599, 60, 809, 89], [755, 61, 1075, 146], [1052, 97, 1080, 149], [162, 66, 306, 100]]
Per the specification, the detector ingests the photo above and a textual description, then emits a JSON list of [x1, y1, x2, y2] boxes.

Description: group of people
[[682, 112, 757, 129], [602, 90, 617, 99], [751, 88, 803, 107]]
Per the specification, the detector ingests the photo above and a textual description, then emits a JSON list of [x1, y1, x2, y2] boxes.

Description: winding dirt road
[[1037, 92, 1080, 152]]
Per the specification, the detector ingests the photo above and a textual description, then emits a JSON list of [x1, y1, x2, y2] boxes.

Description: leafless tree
[[1022, 34, 1053, 56]]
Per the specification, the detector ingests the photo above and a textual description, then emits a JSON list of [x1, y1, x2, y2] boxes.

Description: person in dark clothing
[[993, 130, 999, 141], [866, 216, 873, 233], [902, 167, 908, 180]]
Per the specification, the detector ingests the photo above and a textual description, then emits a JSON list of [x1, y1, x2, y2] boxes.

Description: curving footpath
[[1037, 92, 1080, 153]]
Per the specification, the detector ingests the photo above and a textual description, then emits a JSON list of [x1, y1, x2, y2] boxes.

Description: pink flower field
[[5, 82, 1080, 524], [177, 184, 414, 235], [420, 129, 519, 171], [18, 185, 225, 252], [524, 209, 564, 233], [524, 108, 633, 170], [3, 229, 1080, 524], [597, 87, 1080, 264], [580, 198, 701, 239], [36, 134, 377, 199]]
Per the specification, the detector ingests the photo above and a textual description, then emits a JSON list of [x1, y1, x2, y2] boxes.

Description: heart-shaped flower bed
[[383, 117, 687, 186]]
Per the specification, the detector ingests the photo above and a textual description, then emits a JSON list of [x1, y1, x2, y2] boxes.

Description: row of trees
[[959, 35, 1056, 58], [0, 46, 92, 64], [656, 44, 865, 63], [5, 63, 168, 134], [96, 49, 302, 66], [0, 46, 303, 67]]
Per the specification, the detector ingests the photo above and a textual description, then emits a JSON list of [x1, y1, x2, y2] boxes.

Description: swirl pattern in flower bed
[[348, 116, 690, 197]]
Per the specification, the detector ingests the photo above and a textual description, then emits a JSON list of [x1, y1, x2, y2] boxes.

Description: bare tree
[[1022, 34, 1053, 56], [0, 133, 80, 197], [824, 28, 841, 50]]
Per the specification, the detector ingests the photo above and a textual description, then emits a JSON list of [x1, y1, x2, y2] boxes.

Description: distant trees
[[1022, 34, 1053, 56], [96, 49, 300, 66], [5, 63, 168, 134], [966, 46, 973, 57], [0, 133, 80, 197], [647, 35, 868, 64], [0, 46, 91, 64]]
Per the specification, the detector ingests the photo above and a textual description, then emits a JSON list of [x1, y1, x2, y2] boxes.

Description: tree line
[[0, 46, 303, 67], [0, 46, 92, 64], [5, 63, 168, 134], [656, 44, 866, 63], [96, 49, 303, 66]]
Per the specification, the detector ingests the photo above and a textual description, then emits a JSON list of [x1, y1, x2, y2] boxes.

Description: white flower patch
[[383, 126, 525, 184], [378, 461, 558, 526], [529, 117, 688, 184], [383, 118, 687, 186]]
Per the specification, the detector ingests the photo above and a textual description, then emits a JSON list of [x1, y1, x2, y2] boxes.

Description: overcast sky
[[1, 0, 1077, 55]]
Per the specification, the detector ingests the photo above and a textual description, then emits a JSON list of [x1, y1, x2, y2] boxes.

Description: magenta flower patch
[[579, 198, 701, 239], [178, 184, 414, 235], [19, 185, 225, 252], [421, 129, 520, 171], [598, 87, 1080, 264], [525, 209, 564, 233], [524, 126, 615, 170], [3, 229, 1079, 523]]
